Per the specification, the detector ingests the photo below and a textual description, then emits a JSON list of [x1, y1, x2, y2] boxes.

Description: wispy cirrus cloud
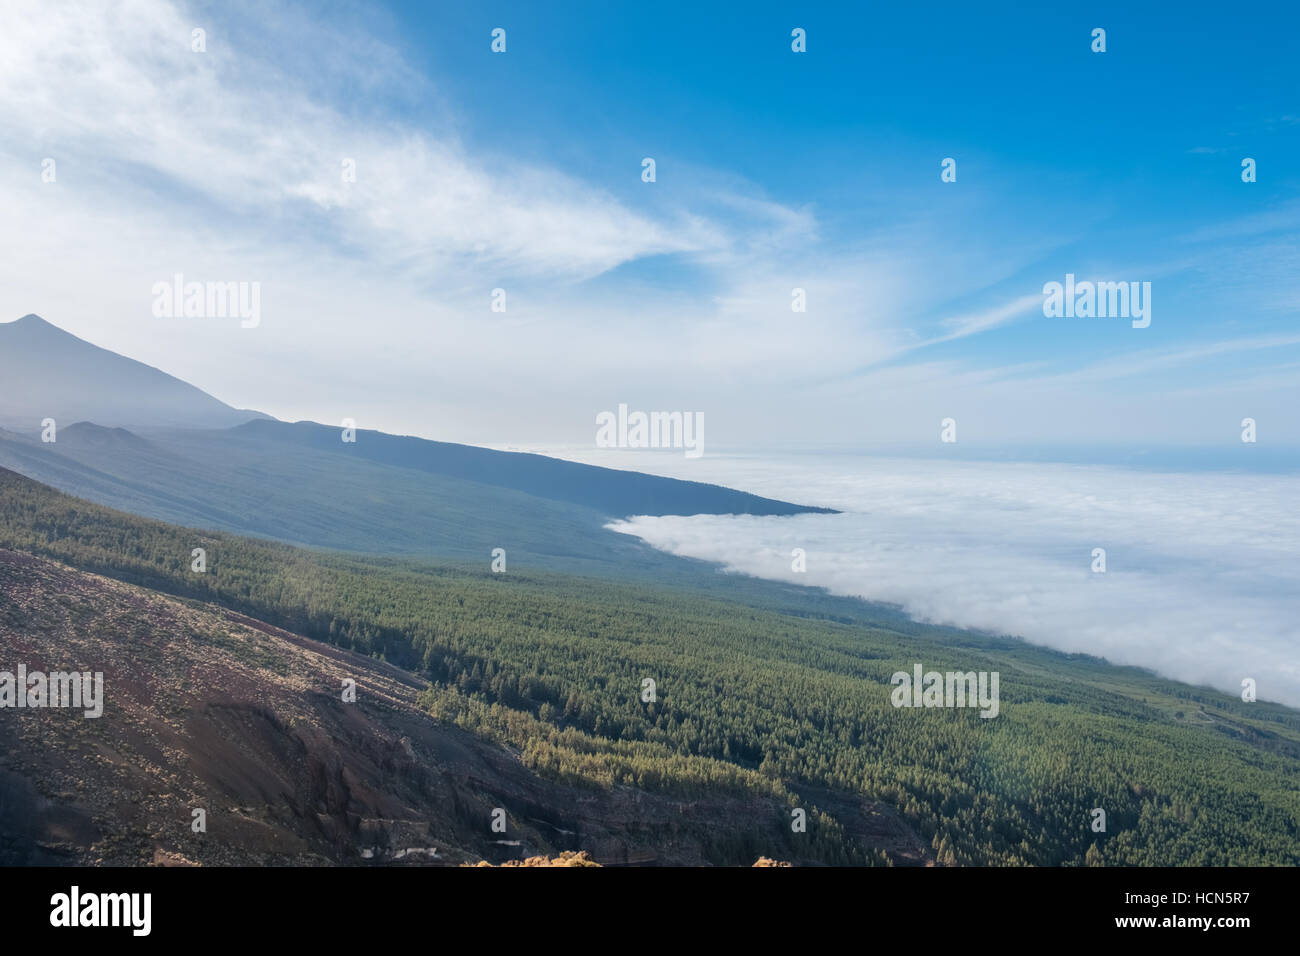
[[0, 0, 705, 282], [931, 292, 1043, 344]]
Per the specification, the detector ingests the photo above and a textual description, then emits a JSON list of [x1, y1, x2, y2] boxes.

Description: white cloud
[[592, 450, 1300, 707], [931, 292, 1043, 343], [0, 0, 694, 282]]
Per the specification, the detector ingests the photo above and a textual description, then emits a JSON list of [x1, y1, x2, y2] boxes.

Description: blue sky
[[0, 0, 1297, 453], [381, 0, 1300, 364], [387, 0, 1300, 376]]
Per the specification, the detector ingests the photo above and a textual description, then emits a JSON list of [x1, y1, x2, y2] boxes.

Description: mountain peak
[[62, 421, 154, 448], [0, 314, 271, 430], [2, 314, 71, 339]]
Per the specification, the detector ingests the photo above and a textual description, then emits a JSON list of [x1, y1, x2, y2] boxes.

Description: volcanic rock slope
[[0, 548, 925, 866]]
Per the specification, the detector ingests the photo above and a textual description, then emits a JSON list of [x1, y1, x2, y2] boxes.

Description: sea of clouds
[[524, 445, 1300, 708]]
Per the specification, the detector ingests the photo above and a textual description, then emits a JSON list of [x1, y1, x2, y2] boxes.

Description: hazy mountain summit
[[0, 314, 269, 431]]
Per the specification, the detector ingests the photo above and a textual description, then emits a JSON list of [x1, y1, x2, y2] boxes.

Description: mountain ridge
[[231, 417, 836, 518], [0, 314, 835, 575]]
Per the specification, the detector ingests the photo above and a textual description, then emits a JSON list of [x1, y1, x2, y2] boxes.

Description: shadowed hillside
[[0, 418, 831, 575], [229, 417, 836, 518]]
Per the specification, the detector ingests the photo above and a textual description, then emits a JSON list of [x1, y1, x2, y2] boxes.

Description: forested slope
[[2, 466, 1297, 866]]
